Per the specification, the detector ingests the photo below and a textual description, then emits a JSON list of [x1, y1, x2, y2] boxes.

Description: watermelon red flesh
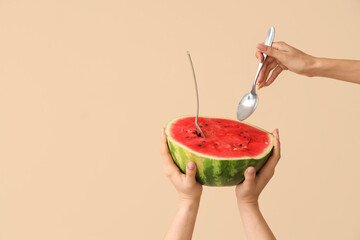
[[170, 117, 271, 158], [166, 116, 274, 186]]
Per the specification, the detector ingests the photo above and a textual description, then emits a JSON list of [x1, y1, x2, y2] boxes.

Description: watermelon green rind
[[165, 116, 274, 186]]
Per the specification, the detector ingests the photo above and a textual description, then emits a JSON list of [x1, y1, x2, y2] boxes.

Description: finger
[[258, 41, 289, 53], [263, 129, 281, 170], [258, 59, 277, 89], [271, 41, 290, 51], [257, 67, 267, 87], [160, 128, 182, 179], [264, 65, 283, 87], [185, 161, 197, 186], [257, 129, 281, 185], [262, 60, 278, 86], [255, 50, 264, 63], [279, 63, 288, 70], [257, 57, 275, 87], [257, 44, 287, 63], [242, 166, 256, 189], [255, 44, 265, 86]]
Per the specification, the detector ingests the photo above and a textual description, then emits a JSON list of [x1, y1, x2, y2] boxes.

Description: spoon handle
[[251, 62, 264, 93], [263, 26, 275, 56], [251, 26, 275, 93]]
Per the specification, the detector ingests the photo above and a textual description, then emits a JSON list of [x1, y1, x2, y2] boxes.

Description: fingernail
[[257, 44, 267, 51], [247, 167, 255, 174], [187, 162, 195, 170], [276, 129, 280, 139]]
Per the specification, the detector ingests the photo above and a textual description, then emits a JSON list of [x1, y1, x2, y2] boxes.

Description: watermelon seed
[[244, 136, 247, 138], [240, 132, 244, 134], [246, 149, 250, 151], [214, 143, 218, 146], [239, 144, 243, 147], [185, 136, 189, 138], [216, 121, 221, 123], [193, 131, 202, 137], [197, 144, 202, 147], [202, 141, 206, 143], [205, 124, 208, 126], [265, 142, 268, 144], [233, 148, 238, 150]]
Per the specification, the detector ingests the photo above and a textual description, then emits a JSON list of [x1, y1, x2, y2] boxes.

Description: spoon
[[187, 51, 205, 138], [236, 26, 275, 121]]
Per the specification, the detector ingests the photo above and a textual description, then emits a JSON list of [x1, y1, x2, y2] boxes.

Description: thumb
[[243, 166, 256, 187], [257, 44, 286, 63], [185, 161, 197, 185]]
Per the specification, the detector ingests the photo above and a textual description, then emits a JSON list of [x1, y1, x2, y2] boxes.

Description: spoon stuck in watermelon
[[187, 51, 205, 138]]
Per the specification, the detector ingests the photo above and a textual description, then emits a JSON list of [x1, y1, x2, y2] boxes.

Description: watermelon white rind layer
[[165, 116, 274, 186]]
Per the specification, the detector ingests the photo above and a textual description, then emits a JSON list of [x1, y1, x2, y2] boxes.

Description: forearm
[[164, 200, 200, 240], [309, 57, 360, 84], [238, 202, 276, 240]]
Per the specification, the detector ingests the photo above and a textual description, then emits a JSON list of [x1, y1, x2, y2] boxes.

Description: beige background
[[0, 0, 360, 239]]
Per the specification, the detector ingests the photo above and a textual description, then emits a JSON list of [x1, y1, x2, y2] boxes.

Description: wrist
[[178, 199, 200, 218], [179, 198, 200, 209], [237, 200, 259, 212], [306, 56, 322, 77]]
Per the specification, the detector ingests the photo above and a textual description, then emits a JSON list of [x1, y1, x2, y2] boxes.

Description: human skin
[[161, 128, 281, 240], [255, 42, 360, 88], [235, 129, 281, 240], [160, 128, 202, 240]]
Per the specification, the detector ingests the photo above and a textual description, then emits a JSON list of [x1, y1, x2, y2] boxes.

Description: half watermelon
[[165, 116, 274, 186]]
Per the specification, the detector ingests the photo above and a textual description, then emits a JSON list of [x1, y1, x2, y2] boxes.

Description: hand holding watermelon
[[235, 129, 281, 206], [235, 129, 280, 240], [161, 128, 202, 240], [161, 128, 203, 204]]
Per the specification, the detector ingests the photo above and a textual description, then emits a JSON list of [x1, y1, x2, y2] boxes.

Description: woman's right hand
[[255, 41, 316, 89]]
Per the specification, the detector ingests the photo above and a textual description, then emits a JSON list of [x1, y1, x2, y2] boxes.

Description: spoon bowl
[[237, 92, 258, 121]]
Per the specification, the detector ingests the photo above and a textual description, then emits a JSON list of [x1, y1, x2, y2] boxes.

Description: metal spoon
[[236, 26, 275, 121], [187, 51, 205, 138]]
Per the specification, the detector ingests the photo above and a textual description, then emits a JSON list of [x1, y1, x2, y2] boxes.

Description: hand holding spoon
[[236, 26, 275, 121]]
